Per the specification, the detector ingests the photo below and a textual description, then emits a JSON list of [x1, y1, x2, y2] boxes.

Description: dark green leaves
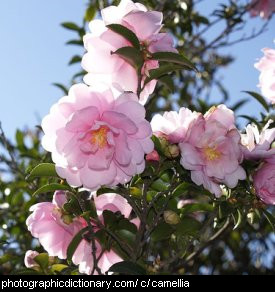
[[67, 227, 89, 264], [107, 24, 140, 49], [26, 163, 57, 181], [32, 183, 71, 196], [112, 47, 143, 68], [61, 22, 81, 31], [151, 222, 173, 241], [151, 51, 197, 71], [109, 261, 146, 275], [34, 253, 49, 270], [175, 217, 201, 236], [68, 55, 82, 65], [243, 91, 269, 112]]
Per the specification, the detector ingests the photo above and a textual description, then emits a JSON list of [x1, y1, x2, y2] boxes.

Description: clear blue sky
[[0, 0, 274, 139]]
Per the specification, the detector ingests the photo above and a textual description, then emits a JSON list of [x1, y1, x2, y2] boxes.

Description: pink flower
[[241, 120, 275, 160], [26, 191, 85, 260], [73, 192, 139, 274], [24, 250, 39, 269], [146, 150, 160, 161], [255, 48, 275, 104], [253, 162, 275, 205], [41, 84, 153, 190], [151, 108, 200, 144], [179, 105, 246, 197], [82, 0, 177, 104], [250, 0, 275, 19], [27, 191, 136, 274]]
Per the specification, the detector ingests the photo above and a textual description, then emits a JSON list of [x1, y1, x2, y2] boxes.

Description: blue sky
[[0, 0, 274, 139]]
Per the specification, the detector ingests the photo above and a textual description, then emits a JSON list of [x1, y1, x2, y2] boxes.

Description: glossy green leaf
[[243, 91, 269, 112], [26, 163, 58, 181], [112, 46, 143, 68], [32, 183, 71, 196], [151, 52, 197, 71], [67, 227, 89, 264], [109, 261, 146, 275], [61, 22, 81, 31], [34, 253, 49, 270], [68, 55, 82, 65], [172, 182, 192, 197], [151, 222, 173, 242], [107, 24, 140, 49]]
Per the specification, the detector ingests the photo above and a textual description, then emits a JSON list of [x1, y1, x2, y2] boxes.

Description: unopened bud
[[164, 210, 180, 225], [164, 144, 180, 159], [130, 187, 142, 198], [146, 150, 160, 161]]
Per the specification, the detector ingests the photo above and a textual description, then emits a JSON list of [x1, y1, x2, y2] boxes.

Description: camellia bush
[[0, 0, 275, 275]]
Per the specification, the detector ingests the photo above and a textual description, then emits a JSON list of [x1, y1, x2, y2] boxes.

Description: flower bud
[[164, 210, 180, 225]]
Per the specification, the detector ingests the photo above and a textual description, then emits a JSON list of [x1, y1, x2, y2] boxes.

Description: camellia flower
[[73, 192, 139, 274], [26, 191, 85, 260], [241, 120, 275, 160], [41, 84, 153, 190], [82, 0, 177, 104], [250, 0, 275, 19], [179, 105, 246, 197], [255, 47, 275, 104], [24, 250, 40, 269], [253, 162, 275, 205], [151, 108, 200, 144], [26, 191, 137, 274]]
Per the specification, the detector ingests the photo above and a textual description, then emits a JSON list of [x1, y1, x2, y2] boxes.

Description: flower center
[[203, 147, 221, 161], [90, 126, 109, 149], [140, 41, 151, 60]]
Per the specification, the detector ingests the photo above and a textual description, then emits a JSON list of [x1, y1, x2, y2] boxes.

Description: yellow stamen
[[204, 147, 221, 161], [90, 126, 108, 149]]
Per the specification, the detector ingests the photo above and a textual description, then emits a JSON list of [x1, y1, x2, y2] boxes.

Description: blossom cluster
[[25, 0, 275, 275]]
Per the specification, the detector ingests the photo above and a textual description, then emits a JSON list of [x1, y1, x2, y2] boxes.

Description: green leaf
[[175, 217, 201, 236], [66, 39, 83, 46], [67, 227, 89, 264], [107, 24, 140, 49], [103, 210, 118, 227], [34, 253, 49, 270], [243, 91, 269, 112], [151, 52, 197, 71], [26, 163, 58, 181], [158, 75, 175, 92], [116, 229, 136, 246], [180, 203, 214, 215], [151, 135, 163, 154], [85, 5, 96, 22], [51, 264, 68, 273], [61, 22, 81, 31], [151, 222, 173, 242], [0, 254, 14, 264], [151, 178, 169, 192], [97, 187, 118, 196], [68, 55, 82, 65], [118, 218, 138, 234], [233, 209, 243, 230], [16, 129, 25, 150], [52, 83, 68, 95], [262, 209, 275, 232], [109, 261, 146, 275], [32, 183, 71, 196], [172, 182, 192, 197], [112, 46, 143, 68], [144, 64, 183, 85]]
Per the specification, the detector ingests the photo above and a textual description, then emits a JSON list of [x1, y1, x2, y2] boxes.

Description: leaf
[[97, 187, 118, 196], [233, 209, 243, 230], [66, 39, 83, 46], [51, 264, 68, 273], [109, 261, 146, 275], [68, 55, 82, 65], [175, 217, 201, 236], [144, 64, 183, 85], [151, 135, 163, 154], [107, 24, 140, 50], [103, 210, 118, 227], [61, 22, 81, 31], [67, 227, 89, 264], [151, 52, 197, 71], [32, 183, 71, 196], [172, 182, 192, 197], [116, 229, 136, 246], [231, 99, 249, 112], [151, 178, 169, 191], [112, 46, 143, 68], [0, 254, 14, 264], [34, 253, 49, 270], [85, 5, 96, 22], [158, 75, 175, 92], [262, 209, 275, 232], [16, 129, 25, 150], [52, 83, 68, 95], [243, 91, 269, 112], [180, 203, 214, 215], [26, 163, 58, 181], [151, 222, 173, 242]]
